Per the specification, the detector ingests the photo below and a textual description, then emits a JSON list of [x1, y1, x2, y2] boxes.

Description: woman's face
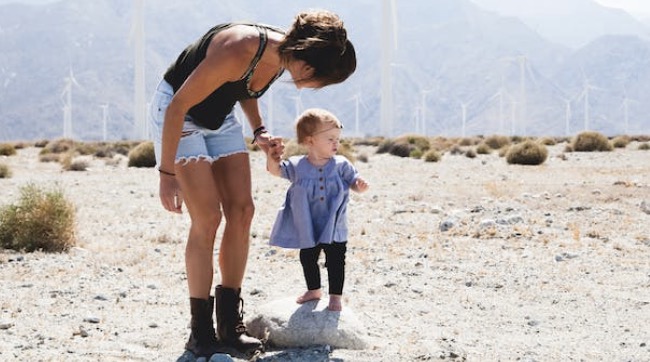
[[287, 60, 321, 89]]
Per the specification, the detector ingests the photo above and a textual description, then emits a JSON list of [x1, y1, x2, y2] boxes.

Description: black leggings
[[299, 242, 347, 295]]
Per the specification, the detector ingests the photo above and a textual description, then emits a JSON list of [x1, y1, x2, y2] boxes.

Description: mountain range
[[0, 0, 649, 141]]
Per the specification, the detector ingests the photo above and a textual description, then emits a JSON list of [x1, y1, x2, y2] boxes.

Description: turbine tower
[[61, 68, 80, 139], [131, 0, 147, 140], [380, 0, 397, 137], [100, 104, 110, 141]]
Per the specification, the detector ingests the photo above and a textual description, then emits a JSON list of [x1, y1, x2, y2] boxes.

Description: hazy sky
[[595, 0, 650, 17], [1, 0, 650, 19]]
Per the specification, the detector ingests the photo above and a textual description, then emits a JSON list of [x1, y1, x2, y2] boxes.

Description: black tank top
[[163, 23, 285, 130]]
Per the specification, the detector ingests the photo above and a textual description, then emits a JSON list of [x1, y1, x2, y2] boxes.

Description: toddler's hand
[[354, 177, 369, 193]]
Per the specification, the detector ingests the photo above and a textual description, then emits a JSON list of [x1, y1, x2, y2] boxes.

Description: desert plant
[[639, 143, 650, 151], [572, 131, 613, 152], [0, 164, 11, 178], [506, 140, 548, 165], [410, 149, 423, 159], [0, 184, 76, 252], [128, 141, 156, 168], [484, 135, 510, 149], [476, 143, 491, 154], [0, 143, 17, 156], [538, 137, 557, 146], [611, 136, 630, 148], [465, 149, 477, 158], [423, 149, 441, 162]]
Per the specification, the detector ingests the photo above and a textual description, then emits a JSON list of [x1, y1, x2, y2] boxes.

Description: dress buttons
[[320, 186, 324, 190], [320, 197, 324, 201]]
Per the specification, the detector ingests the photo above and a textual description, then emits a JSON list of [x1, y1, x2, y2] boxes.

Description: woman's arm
[[158, 29, 252, 212]]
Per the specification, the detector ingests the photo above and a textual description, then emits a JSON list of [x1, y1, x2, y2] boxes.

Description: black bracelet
[[158, 168, 176, 177], [251, 125, 268, 144]]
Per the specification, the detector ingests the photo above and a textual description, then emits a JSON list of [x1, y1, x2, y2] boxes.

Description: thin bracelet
[[158, 168, 176, 177], [251, 125, 268, 144]]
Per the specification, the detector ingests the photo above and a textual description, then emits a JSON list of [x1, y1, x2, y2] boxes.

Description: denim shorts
[[149, 80, 247, 166]]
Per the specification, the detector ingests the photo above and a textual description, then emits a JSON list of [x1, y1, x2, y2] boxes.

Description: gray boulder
[[247, 298, 368, 350]]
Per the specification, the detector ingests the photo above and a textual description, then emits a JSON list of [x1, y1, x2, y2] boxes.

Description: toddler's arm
[[266, 139, 283, 177], [351, 176, 369, 193]]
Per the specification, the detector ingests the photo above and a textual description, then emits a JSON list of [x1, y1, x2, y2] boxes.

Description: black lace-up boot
[[185, 297, 221, 358], [214, 285, 263, 354]]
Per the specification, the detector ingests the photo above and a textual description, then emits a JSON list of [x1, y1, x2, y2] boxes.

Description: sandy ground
[[0, 142, 649, 362]]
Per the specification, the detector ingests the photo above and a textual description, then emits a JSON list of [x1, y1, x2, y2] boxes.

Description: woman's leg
[[210, 153, 254, 288], [175, 160, 223, 299]]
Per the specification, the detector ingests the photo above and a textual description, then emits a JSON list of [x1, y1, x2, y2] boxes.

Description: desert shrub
[[484, 135, 510, 149], [498, 145, 510, 157], [611, 136, 630, 148], [410, 149, 423, 159], [0, 143, 17, 156], [387, 142, 412, 157], [572, 131, 613, 152], [423, 149, 441, 162], [449, 145, 464, 155], [506, 140, 548, 165], [430, 137, 454, 152], [639, 143, 650, 151], [0, 164, 11, 178], [538, 137, 556, 146], [511, 135, 526, 143], [42, 138, 75, 154], [476, 143, 491, 154], [38, 152, 61, 163], [283, 140, 308, 158], [337, 140, 356, 163], [459, 138, 474, 146], [0, 184, 76, 252], [128, 141, 156, 168], [354, 137, 384, 147], [34, 139, 49, 148], [61, 154, 89, 171], [465, 149, 477, 158]]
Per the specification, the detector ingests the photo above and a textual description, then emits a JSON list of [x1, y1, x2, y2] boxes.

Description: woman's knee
[[223, 198, 255, 223], [190, 208, 223, 237]]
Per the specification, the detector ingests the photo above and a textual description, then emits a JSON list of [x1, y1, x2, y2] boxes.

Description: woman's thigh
[[211, 152, 253, 218]]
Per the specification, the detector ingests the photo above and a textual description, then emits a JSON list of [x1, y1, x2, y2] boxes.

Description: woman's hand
[[159, 173, 183, 213], [257, 133, 284, 162]]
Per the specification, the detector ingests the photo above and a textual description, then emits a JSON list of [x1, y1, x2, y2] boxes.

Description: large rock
[[246, 298, 368, 350]]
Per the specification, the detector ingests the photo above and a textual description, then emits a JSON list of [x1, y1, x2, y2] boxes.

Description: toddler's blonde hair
[[295, 108, 343, 144]]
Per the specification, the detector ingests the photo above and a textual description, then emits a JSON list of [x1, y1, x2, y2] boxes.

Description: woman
[[149, 9, 356, 357]]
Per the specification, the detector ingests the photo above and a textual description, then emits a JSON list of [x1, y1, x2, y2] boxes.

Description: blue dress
[[269, 155, 359, 249]]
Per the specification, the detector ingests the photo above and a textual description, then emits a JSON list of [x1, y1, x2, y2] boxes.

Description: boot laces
[[235, 297, 247, 334]]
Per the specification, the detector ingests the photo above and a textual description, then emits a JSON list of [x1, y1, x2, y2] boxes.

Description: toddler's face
[[310, 126, 341, 158]]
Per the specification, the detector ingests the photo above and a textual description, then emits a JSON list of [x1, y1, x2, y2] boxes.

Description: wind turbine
[[563, 98, 572, 136], [290, 92, 303, 120], [380, 0, 398, 137], [130, 0, 147, 140], [350, 93, 369, 137], [100, 104, 110, 141], [458, 100, 472, 138], [60, 68, 81, 139], [419, 89, 433, 136], [621, 94, 636, 135]]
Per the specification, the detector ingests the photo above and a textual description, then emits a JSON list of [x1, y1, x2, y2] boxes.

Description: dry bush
[[357, 153, 369, 163], [0, 164, 11, 178], [127, 141, 156, 168], [572, 131, 613, 152], [639, 143, 650, 151], [34, 139, 49, 148], [465, 148, 477, 158], [498, 145, 510, 157], [611, 136, 630, 148], [484, 135, 510, 149], [449, 145, 464, 155], [476, 143, 491, 154], [353, 137, 385, 147], [42, 138, 75, 154], [631, 135, 650, 142], [538, 137, 557, 146], [0, 184, 76, 252], [0, 143, 17, 156], [423, 149, 441, 162], [506, 140, 548, 165], [410, 149, 423, 159], [283, 140, 308, 158], [377, 135, 430, 158]]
